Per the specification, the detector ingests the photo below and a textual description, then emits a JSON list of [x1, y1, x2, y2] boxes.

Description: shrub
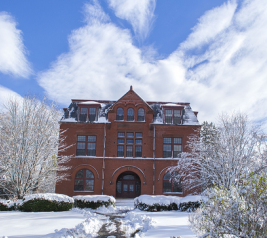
[[73, 195, 115, 209], [19, 198, 73, 212], [134, 195, 203, 212], [135, 202, 178, 212], [19, 193, 74, 212], [0, 199, 16, 211], [178, 201, 201, 211]]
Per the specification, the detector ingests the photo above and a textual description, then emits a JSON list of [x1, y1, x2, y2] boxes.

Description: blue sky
[[0, 0, 267, 129]]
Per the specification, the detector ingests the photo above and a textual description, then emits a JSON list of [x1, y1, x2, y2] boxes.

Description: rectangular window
[[77, 142, 86, 155], [80, 108, 87, 122], [117, 131, 143, 158], [163, 137, 182, 158], [136, 132, 142, 138], [126, 146, 133, 157], [127, 139, 133, 144], [118, 132, 125, 137], [117, 145, 124, 157], [165, 110, 172, 124], [173, 110, 181, 124], [76, 135, 96, 156], [164, 109, 181, 124], [127, 132, 134, 138], [135, 146, 142, 157], [89, 108, 96, 122]]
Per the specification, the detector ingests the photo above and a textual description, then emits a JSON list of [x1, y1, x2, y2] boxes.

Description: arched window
[[116, 107, 124, 120], [137, 108, 145, 121], [127, 108, 134, 121], [163, 171, 182, 193], [74, 169, 94, 191]]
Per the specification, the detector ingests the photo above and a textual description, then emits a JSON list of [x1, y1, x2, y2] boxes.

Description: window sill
[[163, 192, 183, 194], [74, 190, 94, 192]]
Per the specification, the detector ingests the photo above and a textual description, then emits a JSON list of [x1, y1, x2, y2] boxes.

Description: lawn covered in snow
[[0, 208, 196, 237], [0, 210, 87, 237]]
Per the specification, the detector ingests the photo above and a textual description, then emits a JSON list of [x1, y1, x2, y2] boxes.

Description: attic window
[[89, 108, 96, 122], [80, 108, 87, 122], [137, 108, 145, 121], [127, 108, 134, 121], [164, 109, 181, 124], [117, 108, 124, 120]]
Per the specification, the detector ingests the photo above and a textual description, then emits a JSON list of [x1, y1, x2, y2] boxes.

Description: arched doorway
[[116, 171, 141, 198]]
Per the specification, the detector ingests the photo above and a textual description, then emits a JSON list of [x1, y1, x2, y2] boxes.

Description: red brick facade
[[56, 87, 201, 198]]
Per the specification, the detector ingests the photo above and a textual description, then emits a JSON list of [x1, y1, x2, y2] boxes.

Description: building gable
[[107, 86, 154, 114]]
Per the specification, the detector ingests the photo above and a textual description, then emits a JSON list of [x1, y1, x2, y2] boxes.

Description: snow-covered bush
[[73, 195, 115, 209], [0, 199, 16, 211], [190, 174, 267, 237], [134, 195, 202, 212], [19, 193, 74, 212]]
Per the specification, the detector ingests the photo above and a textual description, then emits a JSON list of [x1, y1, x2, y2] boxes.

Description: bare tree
[[0, 96, 71, 198], [172, 113, 267, 192]]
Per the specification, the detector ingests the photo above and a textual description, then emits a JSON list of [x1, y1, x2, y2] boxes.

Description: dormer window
[[164, 109, 181, 124], [80, 108, 87, 122], [117, 108, 124, 120], [78, 105, 99, 122], [89, 108, 96, 122], [137, 108, 145, 121], [127, 108, 134, 121]]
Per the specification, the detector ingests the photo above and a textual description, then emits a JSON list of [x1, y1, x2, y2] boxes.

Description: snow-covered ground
[[135, 210, 196, 238], [0, 210, 87, 237], [0, 208, 196, 237]]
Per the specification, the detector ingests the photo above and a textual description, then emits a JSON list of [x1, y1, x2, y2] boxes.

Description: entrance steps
[[115, 198, 135, 209]]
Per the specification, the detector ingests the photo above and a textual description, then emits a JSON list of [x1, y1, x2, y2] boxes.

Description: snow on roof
[[79, 101, 101, 105], [183, 105, 200, 125], [61, 117, 77, 122], [161, 103, 183, 107]]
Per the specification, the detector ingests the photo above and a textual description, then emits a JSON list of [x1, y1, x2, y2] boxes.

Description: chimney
[[130, 85, 133, 91]]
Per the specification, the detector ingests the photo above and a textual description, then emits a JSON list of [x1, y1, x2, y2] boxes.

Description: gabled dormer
[[107, 86, 154, 123]]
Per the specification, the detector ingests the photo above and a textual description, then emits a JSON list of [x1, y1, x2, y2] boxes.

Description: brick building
[[56, 86, 201, 198]]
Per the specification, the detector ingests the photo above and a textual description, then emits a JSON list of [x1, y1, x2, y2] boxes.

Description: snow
[[183, 106, 199, 125], [134, 195, 182, 206], [180, 195, 205, 203], [120, 211, 155, 237], [73, 195, 115, 203], [93, 116, 109, 123], [0, 210, 86, 237], [61, 117, 77, 122], [23, 193, 74, 203], [135, 210, 196, 238], [0, 199, 15, 208], [0, 196, 199, 237], [0, 208, 196, 238], [79, 101, 100, 104], [162, 103, 182, 107]]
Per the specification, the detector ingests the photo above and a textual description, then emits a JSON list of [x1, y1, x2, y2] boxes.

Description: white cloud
[[107, 0, 156, 41], [38, 0, 267, 130], [180, 0, 237, 51], [0, 12, 31, 78]]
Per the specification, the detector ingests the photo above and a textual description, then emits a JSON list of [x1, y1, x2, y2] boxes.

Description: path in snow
[[96, 213, 126, 238], [95, 199, 135, 238]]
